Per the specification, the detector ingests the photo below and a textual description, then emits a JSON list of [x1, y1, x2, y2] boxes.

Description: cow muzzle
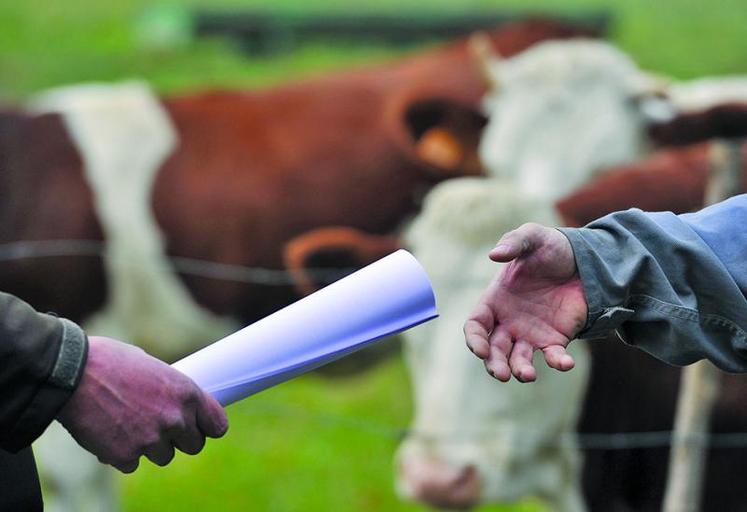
[[397, 453, 481, 510]]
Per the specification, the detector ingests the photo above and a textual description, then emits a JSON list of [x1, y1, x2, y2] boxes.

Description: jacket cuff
[[3, 318, 88, 452], [557, 227, 634, 339]]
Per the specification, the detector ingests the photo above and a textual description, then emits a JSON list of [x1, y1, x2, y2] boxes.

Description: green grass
[[3, 1, 746, 511], [1, 0, 745, 99], [120, 354, 539, 512], [121, 354, 416, 511]]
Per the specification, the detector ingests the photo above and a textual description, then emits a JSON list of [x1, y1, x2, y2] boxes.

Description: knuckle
[[121, 460, 139, 474], [462, 321, 471, 335], [162, 410, 188, 432], [153, 451, 175, 467], [118, 445, 140, 463], [181, 435, 206, 455], [137, 435, 164, 457], [175, 382, 200, 405], [109, 453, 132, 469]]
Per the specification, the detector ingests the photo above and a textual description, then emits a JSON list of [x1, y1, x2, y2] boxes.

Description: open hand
[[463, 223, 588, 382]]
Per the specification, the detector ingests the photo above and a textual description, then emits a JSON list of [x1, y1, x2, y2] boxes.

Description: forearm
[[0, 292, 88, 451], [558, 194, 747, 371]]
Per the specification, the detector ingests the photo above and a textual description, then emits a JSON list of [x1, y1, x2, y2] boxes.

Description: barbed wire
[[0, 239, 357, 285], [238, 398, 747, 450], [5, 239, 747, 451]]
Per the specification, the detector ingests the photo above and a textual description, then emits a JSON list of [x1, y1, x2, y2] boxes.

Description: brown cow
[[551, 136, 747, 511], [649, 102, 747, 146], [0, 18, 595, 332], [0, 19, 597, 511], [556, 140, 747, 227]]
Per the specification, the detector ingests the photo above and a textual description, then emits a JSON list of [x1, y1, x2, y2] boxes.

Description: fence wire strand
[[239, 398, 747, 450], [4, 239, 747, 451], [0, 239, 356, 285]]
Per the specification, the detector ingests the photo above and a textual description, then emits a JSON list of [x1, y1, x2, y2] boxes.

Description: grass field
[[2, 1, 746, 511]]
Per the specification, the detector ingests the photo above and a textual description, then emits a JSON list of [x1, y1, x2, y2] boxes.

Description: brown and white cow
[[393, 38, 747, 511], [395, 39, 657, 511], [557, 137, 747, 511], [1, 18, 595, 358], [557, 140, 747, 227], [0, 19, 596, 511]]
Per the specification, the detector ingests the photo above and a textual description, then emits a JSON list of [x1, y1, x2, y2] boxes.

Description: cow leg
[[532, 442, 586, 512], [35, 422, 117, 512], [542, 478, 586, 512]]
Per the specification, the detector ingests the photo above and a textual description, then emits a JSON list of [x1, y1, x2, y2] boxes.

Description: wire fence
[[4, 238, 747, 451], [0, 239, 357, 285], [240, 398, 747, 451]]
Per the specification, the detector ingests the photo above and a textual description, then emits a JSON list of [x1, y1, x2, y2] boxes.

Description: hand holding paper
[[173, 250, 438, 405]]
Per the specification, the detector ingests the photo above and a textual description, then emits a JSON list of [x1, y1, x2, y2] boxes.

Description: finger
[[464, 303, 495, 359], [509, 339, 537, 382], [542, 345, 575, 372], [113, 458, 140, 474], [484, 328, 512, 382], [196, 391, 229, 439], [144, 441, 176, 467], [172, 421, 207, 456], [489, 223, 540, 262]]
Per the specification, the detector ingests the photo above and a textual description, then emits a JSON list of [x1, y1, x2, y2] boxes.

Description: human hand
[[463, 223, 588, 382], [56, 336, 228, 473]]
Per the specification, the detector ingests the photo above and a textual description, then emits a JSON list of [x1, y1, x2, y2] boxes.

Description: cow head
[[395, 180, 590, 510], [386, 90, 488, 182], [477, 39, 669, 200]]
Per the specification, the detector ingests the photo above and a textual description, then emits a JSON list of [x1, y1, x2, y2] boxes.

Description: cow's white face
[[396, 181, 590, 509], [479, 40, 651, 200]]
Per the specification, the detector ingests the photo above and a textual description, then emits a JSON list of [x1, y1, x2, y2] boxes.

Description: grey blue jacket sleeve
[[558, 194, 747, 372], [0, 292, 88, 452]]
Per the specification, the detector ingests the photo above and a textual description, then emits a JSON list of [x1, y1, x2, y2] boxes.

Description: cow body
[[557, 141, 747, 227], [397, 180, 590, 511], [397, 39, 654, 510], [579, 337, 747, 511], [552, 107, 747, 511], [1, 19, 592, 333], [0, 19, 594, 511]]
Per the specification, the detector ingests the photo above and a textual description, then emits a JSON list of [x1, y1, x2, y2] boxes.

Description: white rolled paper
[[172, 250, 438, 405]]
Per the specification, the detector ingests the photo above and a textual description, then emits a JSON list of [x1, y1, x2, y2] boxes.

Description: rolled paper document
[[173, 250, 437, 405]]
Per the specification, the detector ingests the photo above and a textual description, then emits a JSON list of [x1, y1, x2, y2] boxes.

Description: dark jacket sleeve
[[558, 194, 747, 372], [0, 292, 88, 452]]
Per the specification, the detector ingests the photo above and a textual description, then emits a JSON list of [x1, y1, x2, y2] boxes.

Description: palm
[[491, 257, 587, 348], [465, 223, 589, 382]]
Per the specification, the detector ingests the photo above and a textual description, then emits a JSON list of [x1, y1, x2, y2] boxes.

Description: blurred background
[[1, 1, 746, 511]]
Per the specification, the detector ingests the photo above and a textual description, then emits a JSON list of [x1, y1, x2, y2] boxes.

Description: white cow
[[396, 38, 747, 510], [477, 39, 653, 200], [477, 41, 747, 201], [396, 39, 657, 511], [397, 180, 590, 511]]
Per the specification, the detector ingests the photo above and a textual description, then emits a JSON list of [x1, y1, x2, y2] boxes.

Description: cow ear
[[393, 97, 488, 177], [283, 227, 402, 296], [629, 73, 677, 125]]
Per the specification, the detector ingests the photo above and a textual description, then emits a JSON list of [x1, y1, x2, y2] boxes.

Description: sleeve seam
[[627, 294, 746, 337]]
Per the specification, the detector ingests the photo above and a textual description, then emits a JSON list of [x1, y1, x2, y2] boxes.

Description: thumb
[[489, 223, 540, 262], [196, 390, 229, 439]]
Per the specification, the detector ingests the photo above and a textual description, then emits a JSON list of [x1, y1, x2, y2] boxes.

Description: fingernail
[[493, 243, 510, 254]]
